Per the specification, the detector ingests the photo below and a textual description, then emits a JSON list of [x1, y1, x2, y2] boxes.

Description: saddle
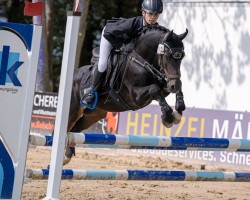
[[80, 46, 134, 110], [92, 47, 128, 89]]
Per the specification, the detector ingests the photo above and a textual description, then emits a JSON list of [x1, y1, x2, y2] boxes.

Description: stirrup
[[80, 88, 98, 110]]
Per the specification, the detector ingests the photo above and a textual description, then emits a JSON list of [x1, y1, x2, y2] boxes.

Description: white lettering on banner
[[212, 114, 248, 139], [32, 109, 56, 116], [212, 119, 229, 138], [220, 152, 250, 165], [33, 94, 58, 108], [232, 114, 243, 139], [132, 150, 250, 166], [132, 149, 215, 161]]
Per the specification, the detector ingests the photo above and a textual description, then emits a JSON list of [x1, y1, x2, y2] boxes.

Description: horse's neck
[[134, 33, 161, 63]]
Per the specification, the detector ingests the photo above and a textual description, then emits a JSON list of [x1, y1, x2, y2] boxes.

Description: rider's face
[[142, 11, 160, 25]]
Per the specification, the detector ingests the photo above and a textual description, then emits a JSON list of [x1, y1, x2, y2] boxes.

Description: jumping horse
[[64, 25, 188, 164]]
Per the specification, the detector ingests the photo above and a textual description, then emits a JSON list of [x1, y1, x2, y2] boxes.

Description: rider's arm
[[104, 16, 143, 49]]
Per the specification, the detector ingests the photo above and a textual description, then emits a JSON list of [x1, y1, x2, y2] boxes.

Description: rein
[[129, 50, 168, 84]]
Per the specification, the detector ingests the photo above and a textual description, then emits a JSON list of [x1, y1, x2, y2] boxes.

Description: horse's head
[[157, 28, 188, 93], [135, 26, 188, 93]]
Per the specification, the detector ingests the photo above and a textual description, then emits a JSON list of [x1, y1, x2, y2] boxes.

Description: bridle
[[157, 42, 184, 60], [160, 31, 185, 60], [129, 32, 185, 84], [157, 32, 185, 78]]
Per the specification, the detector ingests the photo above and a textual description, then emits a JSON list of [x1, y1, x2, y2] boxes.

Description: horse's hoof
[[63, 156, 71, 166], [161, 113, 174, 128], [162, 117, 173, 128], [172, 110, 182, 124], [65, 146, 75, 158], [62, 147, 76, 166], [163, 121, 173, 128]]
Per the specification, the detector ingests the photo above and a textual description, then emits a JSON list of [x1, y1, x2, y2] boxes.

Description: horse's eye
[[172, 52, 183, 59]]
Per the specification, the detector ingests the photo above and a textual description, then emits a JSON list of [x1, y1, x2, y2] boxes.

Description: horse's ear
[[178, 28, 188, 41], [163, 30, 174, 42]]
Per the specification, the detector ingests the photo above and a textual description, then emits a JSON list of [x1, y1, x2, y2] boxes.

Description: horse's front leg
[[175, 90, 186, 113], [130, 84, 175, 128], [173, 90, 186, 124], [153, 92, 174, 128]]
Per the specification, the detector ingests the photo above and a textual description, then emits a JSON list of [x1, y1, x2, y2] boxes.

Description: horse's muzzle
[[165, 79, 182, 93]]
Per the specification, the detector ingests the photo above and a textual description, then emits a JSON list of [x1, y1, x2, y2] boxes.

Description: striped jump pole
[[29, 133, 250, 152], [25, 169, 250, 182]]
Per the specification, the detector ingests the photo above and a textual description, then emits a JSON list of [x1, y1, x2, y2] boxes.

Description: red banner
[[24, 1, 43, 16]]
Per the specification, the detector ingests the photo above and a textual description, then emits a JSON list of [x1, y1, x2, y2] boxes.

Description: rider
[[81, 0, 163, 108]]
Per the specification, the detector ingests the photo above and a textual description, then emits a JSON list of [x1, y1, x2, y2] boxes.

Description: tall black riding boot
[[81, 67, 105, 107]]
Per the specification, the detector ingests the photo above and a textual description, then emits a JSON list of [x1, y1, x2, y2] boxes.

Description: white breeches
[[98, 27, 112, 73]]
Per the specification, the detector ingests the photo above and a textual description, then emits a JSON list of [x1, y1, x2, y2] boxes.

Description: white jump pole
[[44, 12, 80, 200]]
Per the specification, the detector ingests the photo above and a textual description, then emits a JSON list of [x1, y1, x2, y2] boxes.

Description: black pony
[[64, 25, 188, 164]]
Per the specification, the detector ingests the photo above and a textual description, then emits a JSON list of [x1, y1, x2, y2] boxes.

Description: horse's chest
[[125, 68, 154, 86]]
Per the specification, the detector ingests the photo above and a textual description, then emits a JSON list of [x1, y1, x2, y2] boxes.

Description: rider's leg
[[81, 27, 112, 106]]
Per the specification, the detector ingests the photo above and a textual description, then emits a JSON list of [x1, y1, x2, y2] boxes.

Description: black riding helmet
[[142, 0, 163, 14]]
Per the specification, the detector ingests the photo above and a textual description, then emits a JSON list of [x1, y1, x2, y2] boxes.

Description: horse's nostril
[[171, 85, 176, 92]]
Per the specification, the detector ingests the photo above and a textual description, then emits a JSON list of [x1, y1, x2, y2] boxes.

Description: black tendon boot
[[81, 66, 105, 107]]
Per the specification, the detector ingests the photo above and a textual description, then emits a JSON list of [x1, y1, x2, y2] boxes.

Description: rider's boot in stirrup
[[81, 67, 105, 107]]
